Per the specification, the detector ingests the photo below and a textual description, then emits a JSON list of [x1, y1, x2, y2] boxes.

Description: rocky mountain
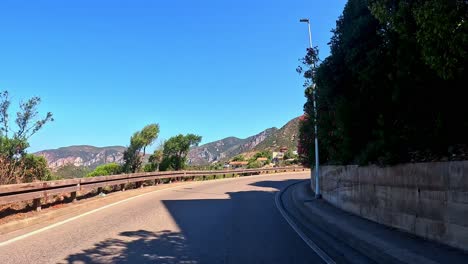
[[187, 116, 300, 165], [187, 128, 277, 165], [35, 145, 126, 170]]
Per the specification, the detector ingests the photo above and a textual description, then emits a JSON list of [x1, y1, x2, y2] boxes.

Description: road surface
[[0, 172, 323, 264]]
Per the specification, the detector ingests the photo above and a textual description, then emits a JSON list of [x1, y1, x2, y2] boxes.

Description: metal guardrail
[[0, 166, 306, 211]]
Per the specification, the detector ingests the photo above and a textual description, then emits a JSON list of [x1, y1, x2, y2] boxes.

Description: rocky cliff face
[[35, 145, 126, 170]]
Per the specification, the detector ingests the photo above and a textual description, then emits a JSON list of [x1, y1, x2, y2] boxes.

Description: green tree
[[250, 150, 273, 163], [0, 91, 54, 184], [283, 150, 297, 160], [247, 160, 262, 169], [86, 163, 122, 177], [122, 124, 159, 173], [369, 0, 467, 80], [160, 134, 202, 171], [231, 155, 245, 162], [22, 154, 58, 182], [298, 0, 467, 166], [209, 162, 224, 170], [139, 124, 160, 156], [145, 146, 164, 172]]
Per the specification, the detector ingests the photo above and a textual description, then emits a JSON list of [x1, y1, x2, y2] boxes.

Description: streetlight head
[[300, 18, 309, 23]]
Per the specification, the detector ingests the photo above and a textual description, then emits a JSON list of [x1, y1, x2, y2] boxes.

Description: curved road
[[0, 172, 323, 264]]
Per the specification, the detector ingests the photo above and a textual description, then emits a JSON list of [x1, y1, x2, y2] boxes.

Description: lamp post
[[300, 18, 321, 198]]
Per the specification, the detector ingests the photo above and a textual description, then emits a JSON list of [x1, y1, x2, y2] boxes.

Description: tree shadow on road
[[63, 229, 198, 264], [62, 178, 312, 264]]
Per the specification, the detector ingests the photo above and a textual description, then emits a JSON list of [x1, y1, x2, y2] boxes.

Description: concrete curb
[[290, 181, 402, 263], [275, 181, 335, 264]]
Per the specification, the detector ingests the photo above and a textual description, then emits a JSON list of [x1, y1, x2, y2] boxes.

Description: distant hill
[[35, 145, 126, 170], [187, 116, 300, 165], [187, 128, 277, 165], [252, 117, 300, 152]]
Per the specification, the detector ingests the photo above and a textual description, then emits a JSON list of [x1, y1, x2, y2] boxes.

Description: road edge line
[[275, 181, 336, 264], [0, 170, 308, 247], [0, 183, 190, 247]]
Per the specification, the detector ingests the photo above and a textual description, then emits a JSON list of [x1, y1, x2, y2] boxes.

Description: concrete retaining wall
[[313, 161, 468, 251]]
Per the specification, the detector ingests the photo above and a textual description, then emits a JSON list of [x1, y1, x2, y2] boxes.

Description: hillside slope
[[187, 128, 277, 165], [252, 117, 300, 152]]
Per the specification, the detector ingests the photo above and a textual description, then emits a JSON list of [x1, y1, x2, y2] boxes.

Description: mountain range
[[187, 117, 300, 165], [35, 145, 126, 170], [35, 116, 301, 169]]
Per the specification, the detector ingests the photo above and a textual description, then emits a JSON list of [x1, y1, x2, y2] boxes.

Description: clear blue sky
[[0, 0, 346, 152]]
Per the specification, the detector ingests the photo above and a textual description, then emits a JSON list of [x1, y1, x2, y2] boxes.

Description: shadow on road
[[62, 178, 316, 264], [64, 229, 198, 264]]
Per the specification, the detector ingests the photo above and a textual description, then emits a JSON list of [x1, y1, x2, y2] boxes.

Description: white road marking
[[275, 182, 336, 264], [0, 184, 188, 247], [0, 171, 307, 247]]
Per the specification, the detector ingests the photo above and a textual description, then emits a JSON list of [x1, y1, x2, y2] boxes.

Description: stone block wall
[[313, 161, 468, 251]]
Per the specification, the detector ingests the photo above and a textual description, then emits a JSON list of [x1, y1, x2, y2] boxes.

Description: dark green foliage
[[247, 160, 262, 169], [160, 134, 202, 171], [231, 155, 245, 162], [209, 162, 224, 170], [298, 0, 468, 166], [122, 124, 159, 173], [246, 150, 273, 168], [22, 154, 56, 181], [250, 150, 273, 163], [283, 150, 297, 160], [145, 148, 163, 172], [86, 163, 122, 177]]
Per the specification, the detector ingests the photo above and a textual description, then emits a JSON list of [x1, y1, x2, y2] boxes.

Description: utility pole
[[300, 18, 321, 198]]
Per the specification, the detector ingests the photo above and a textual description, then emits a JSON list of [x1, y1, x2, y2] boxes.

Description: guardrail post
[[33, 198, 42, 212], [71, 191, 77, 203], [202, 176, 206, 181], [71, 182, 79, 202], [223, 174, 226, 178], [120, 184, 126, 191], [97, 187, 103, 194]]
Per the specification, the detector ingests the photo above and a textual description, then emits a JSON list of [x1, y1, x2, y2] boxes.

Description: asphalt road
[[0, 172, 323, 264]]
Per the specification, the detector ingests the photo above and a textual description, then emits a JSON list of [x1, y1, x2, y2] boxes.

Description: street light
[[300, 18, 321, 199]]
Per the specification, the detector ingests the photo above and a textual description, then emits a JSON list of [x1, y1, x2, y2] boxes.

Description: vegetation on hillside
[[53, 164, 90, 179], [298, 0, 467, 166], [159, 134, 202, 171], [0, 91, 54, 184], [86, 163, 122, 177], [252, 117, 300, 152]]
